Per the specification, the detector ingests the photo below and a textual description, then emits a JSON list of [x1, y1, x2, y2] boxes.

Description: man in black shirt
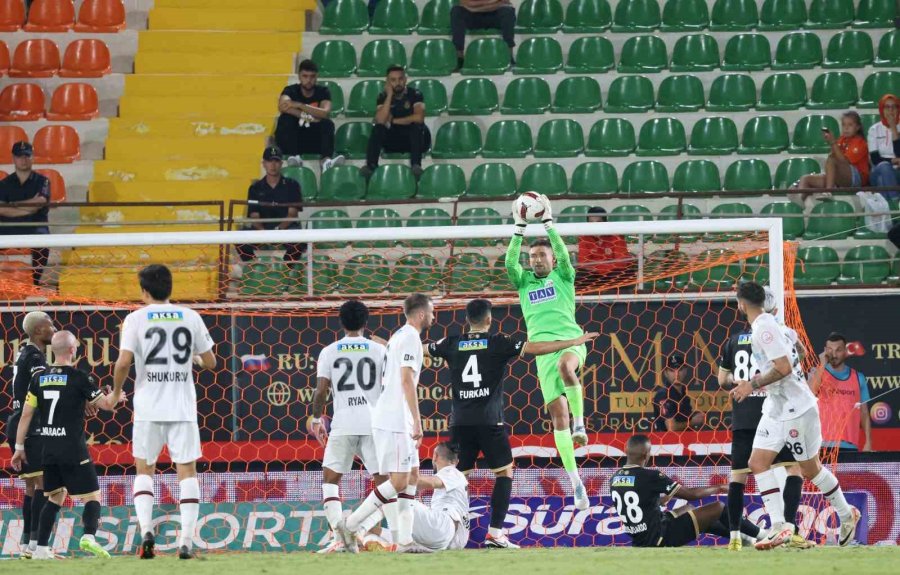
[[425, 298, 597, 549], [275, 59, 344, 171], [610, 434, 760, 548], [652, 354, 702, 431], [0, 141, 51, 285], [363, 65, 431, 180]]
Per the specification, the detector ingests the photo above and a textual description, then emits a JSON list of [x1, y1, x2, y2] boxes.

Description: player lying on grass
[[610, 435, 761, 548], [12, 331, 122, 560]]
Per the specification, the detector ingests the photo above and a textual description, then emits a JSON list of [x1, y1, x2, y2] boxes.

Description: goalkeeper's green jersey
[[505, 227, 582, 342]]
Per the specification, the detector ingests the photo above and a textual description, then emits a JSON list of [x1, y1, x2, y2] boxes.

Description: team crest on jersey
[[38, 374, 67, 387], [338, 343, 370, 352], [527, 282, 557, 305], [148, 311, 184, 321], [738, 334, 752, 345], [611, 475, 636, 487], [459, 339, 488, 351]]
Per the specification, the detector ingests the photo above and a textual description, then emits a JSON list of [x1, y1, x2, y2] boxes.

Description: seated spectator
[[867, 94, 900, 200], [0, 142, 50, 286], [794, 112, 869, 204], [451, 0, 516, 70], [275, 59, 344, 171], [575, 207, 632, 289], [363, 65, 430, 180], [235, 147, 304, 271], [653, 354, 705, 432]]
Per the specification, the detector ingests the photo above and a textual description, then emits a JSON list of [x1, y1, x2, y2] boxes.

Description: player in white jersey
[[337, 293, 434, 553], [731, 282, 860, 550], [311, 300, 388, 553], [111, 264, 217, 560]]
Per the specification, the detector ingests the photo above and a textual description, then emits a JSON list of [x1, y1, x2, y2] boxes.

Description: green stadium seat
[[757, 73, 808, 110], [586, 118, 636, 156], [656, 75, 705, 112], [341, 255, 390, 294], [724, 159, 772, 190], [890, 255, 900, 283], [311, 40, 356, 77], [773, 32, 823, 70], [534, 119, 584, 158], [838, 246, 891, 285], [688, 117, 739, 155], [690, 249, 743, 287], [346, 80, 381, 117], [858, 71, 900, 108], [558, 205, 592, 223], [417, 165, 465, 199], [637, 118, 687, 156], [854, 0, 895, 28], [457, 207, 504, 247], [744, 253, 770, 283], [448, 78, 499, 115], [656, 204, 703, 243], [860, 113, 881, 133], [462, 38, 511, 75], [774, 157, 821, 188], [621, 161, 669, 194], [706, 74, 756, 111], [409, 39, 458, 76], [334, 121, 372, 160], [407, 79, 448, 115], [369, 0, 419, 34], [446, 253, 490, 293], [318, 81, 344, 117], [875, 30, 900, 67], [612, 0, 661, 32], [565, 36, 615, 73], [710, 0, 759, 31], [367, 165, 416, 200], [355, 208, 403, 248], [241, 259, 285, 296], [357, 39, 407, 77], [806, 0, 854, 29], [431, 121, 482, 159], [759, 0, 807, 30], [650, 250, 691, 289], [804, 199, 856, 239], [281, 166, 318, 202], [722, 34, 772, 71], [712, 202, 753, 217], [563, 0, 612, 32], [609, 204, 652, 223], [794, 246, 840, 285], [738, 115, 790, 154], [467, 163, 518, 197], [483, 120, 533, 158], [761, 201, 805, 239], [320, 0, 368, 34], [310, 209, 353, 248], [661, 0, 710, 31], [319, 166, 366, 202], [673, 160, 721, 192], [825, 30, 875, 68], [418, 0, 451, 34], [571, 162, 618, 194], [517, 0, 564, 33], [552, 76, 602, 113], [618, 35, 668, 73], [670, 34, 720, 72], [605, 76, 654, 113], [515, 37, 563, 74], [520, 162, 568, 196], [789, 115, 840, 154], [808, 72, 859, 109], [283, 255, 340, 296], [502, 77, 551, 114], [391, 254, 441, 293]]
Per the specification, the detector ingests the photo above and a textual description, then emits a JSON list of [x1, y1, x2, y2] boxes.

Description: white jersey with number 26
[[750, 312, 816, 421], [316, 336, 386, 436]]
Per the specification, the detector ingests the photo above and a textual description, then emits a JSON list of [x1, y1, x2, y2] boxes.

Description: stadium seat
[[467, 162, 517, 197], [46, 82, 98, 121], [315, 81, 343, 117], [357, 39, 407, 77], [32, 125, 79, 163], [416, 165, 465, 199], [774, 157, 821, 188], [688, 117, 739, 155], [637, 118, 686, 156], [738, 115, 790, 154], [75, 0, 126, 32], [0, 125, 27, 163], [320, 0, 368, 34], [0, 83, 45, 121], [854, 0, 895, 28], [621, 161, 669, 194], [655, 75, 704, 112], [558, 204, 592, 225], [319, 166, 366, 201], [341, 255, 390, 294], [761, 201, 805, 239], [10, 39, 60, 78], [586, 118, 636, 156], [241, 260, 288, 297], [59, 39, 110, 78], [709, 0, 759, 30], [346, 80, 381, 117], [838, 246, 891, 285], [571, 162, 618, 194], [0, 41, 8, 75], [563, 0, 611, 32], [657, 204, 703, 242], [706, 74, 756, 111], [858, 71, 900, 108], [520, 162, 568, 196], [482, 120, 533, 158], [448, 78, 498, 115], [311, 40, 356, 77], [672, 160, 721, 192], [308, 209, 352, 250], [875, 29, 900, 67], [367, 165, 416, 200], [404, 209, 452, 248], [890, 255, 900, 283], [669, 34, 720, 72], [790, 115, 840, 153], [514, 37, 563, 74], [794, 246, 840, 285], [516, 0, 564, 33], [808, 72, 859, 109], [648, 250, 690, 289], [743, 253, 770, 283], [417, 0, 451, 34], [407, 79, 448, 115], [552, 76, 601, 113], [759, 0, 807, 30], [618, 35, 668, 73], [446, 253, 490, 293], [609, 205, 652, 241], [391, 254, 441, 293], [35, 168, 65, 203], [721, 34, 771, 71], [724, 159, 772, 190], [431, 121, 482, 159], [806, 0, 854, 29], [661, 0, 709, 31], [281, 166, 317, 201], [757, 73, 808, 110], [690, 249, 743, 287], [710, 203, 753, 235], [355, 208, 403, 248], [534, 119, 584, 158], [334, 121, 372, 159], [825, 30, 875, 68], [564, 36, 614, 73], [605, 75, 654, 113], [24, 0, 75, 32], [860, 112, 881, 133], [501, 77, 551, 114], [773, 32, 823, 70], [804, 200, 856, 239], [369, 0, 418, 34], [462, 38, 511, 75], [0, 0, 25, 31], [457, 207, 503, 247], [408, 39, 457, 77], [612, 0, 660, 32]]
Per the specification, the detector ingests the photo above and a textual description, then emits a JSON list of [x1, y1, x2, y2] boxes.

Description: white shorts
[[322, 434, 379, 475], [132, 421, 202, 466], [753, 407, 822, 461], [411, 501, 468, 551], [372, 428, 419, 474]]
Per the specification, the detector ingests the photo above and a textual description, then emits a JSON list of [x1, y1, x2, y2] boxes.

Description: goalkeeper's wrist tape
[[514, 224, 526, 236], [542, 219, 554, 230], [15, 443, 25, 452]]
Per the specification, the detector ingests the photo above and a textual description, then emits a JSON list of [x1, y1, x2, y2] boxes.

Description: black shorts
[[5, 414, 43, 479], [659, 511, 700, 547], [731, 428, 796, 472], [450, 425, 513, 473], [43, 460, 100, 499]]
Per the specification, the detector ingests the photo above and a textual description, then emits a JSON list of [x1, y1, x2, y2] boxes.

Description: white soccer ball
[[513, 191, 546, 222]]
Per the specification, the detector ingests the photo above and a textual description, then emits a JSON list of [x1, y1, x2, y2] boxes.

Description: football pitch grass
[[3, 546, 899, 575]]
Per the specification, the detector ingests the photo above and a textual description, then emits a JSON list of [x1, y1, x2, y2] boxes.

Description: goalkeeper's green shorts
[[535, 344, 586, 406]]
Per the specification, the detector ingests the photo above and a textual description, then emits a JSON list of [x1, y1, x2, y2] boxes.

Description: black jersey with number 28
[[609, 465, 681, 547], [427, 332, 525, 426], [719, 331, 766, 431]]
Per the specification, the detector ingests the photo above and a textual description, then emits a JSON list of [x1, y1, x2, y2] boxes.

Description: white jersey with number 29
[[750, 312, 816, 421], [316, 336, 386, 436], [371, 324, 423, 433]]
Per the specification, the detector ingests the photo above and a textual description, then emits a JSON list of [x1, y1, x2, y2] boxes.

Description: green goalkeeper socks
[[565, 385, 584, 419], [554, 429, 577, 473]]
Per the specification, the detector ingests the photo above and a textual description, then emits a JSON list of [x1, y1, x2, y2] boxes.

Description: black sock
[[82, 501, 101, 536], [783, 475, 803, 529], [37, 501, 61, 547], [490, 476, 513, 529], [727, 482, 745, 532], [707, 518, 731, 538], [741, 517, 761, 538], [21, 494, 33, 544], [31, 490, 45, 541]]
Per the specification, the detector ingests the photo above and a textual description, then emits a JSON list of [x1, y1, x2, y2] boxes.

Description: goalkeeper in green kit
[[505, 194, 590, 510]]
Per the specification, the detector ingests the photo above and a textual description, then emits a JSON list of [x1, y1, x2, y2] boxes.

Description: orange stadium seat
[[36, 168, 66, 202], [0, 125, 28, 163], [59, 39, 111, 77], [0, 41, 11, 76], [0, 0, 26, 31], [0, 83, 45, 121], [74, 0, 125, 33], [47, 83, 99, 120], [32, 125, 80, 163], [9, 39, 60, 77], [24, 0, 75, 32]]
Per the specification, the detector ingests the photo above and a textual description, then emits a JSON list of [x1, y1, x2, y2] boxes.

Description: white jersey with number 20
[[750, 312, 816, 421], [371, 324, 423, 433], [316, 336, 386, 436]]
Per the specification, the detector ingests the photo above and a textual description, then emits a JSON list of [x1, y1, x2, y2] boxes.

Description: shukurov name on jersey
[[337, 343, 370, 353], [148, 311, 184, 321], [146, 371, 190, 383], [39, 374, 67, 387], [528, 284, 557, 305], [458, 339, 488, 351]]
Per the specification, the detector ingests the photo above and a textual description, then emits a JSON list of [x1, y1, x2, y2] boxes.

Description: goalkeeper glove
[[511, 199, 527, 236], [538, 194, 553, 228]]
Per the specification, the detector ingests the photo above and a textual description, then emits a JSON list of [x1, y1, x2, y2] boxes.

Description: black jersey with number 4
[[610, 465, 681, 547], [25, 365, 103, 465], [427, 332, 525, 426], [719, 331, 766, 431]]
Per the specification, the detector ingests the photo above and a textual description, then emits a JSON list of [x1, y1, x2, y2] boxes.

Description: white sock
[[567, 470, 582, 488], [773, 465, 788, 493], [357, 508, 385, 534], [488, 526, 503, 538], [396, 493, 414, 546], [28, 539, 37, 551], [347, 482, 397, 533], [755, 470, 786, 525], [730, 530, 740, 540], [811, 467, 852, 520], [81, 533, 96, 543], [573, 415, 585, 429], [322, 483, 342, 530], [133, 474, 155, 536], [35, 545, 49, 557], [178, 477, 200, 549]]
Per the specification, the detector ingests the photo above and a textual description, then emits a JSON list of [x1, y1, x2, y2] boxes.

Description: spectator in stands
[[235, 147, 304, 272], [653, 354, 705, 432], [889, 221, 900, 250], [0, 142, 50, 286], [451, 0, 516, 71], [362, 65, 430, 180], [576, 207, 632, 288], [275, 59, 344, 172], [794, 112, 869, 204], [867, 94, 900, 200]]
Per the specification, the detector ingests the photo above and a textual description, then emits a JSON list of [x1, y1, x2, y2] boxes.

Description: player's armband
[[25, 392, 38, 408]]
